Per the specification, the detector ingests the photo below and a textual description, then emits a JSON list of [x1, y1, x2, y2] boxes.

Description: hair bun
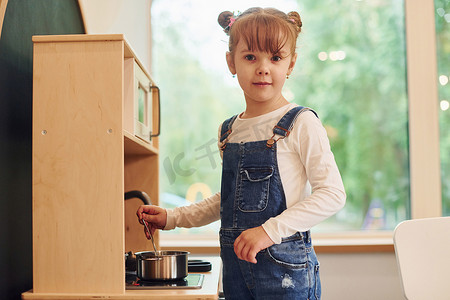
[[288, 11, 302, 33], [218, 11, 234, 29]]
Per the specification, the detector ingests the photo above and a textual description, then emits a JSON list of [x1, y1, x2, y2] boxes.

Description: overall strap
[[267, 106, 318, 147], [220, 114, 239, 143], [273, 106, 318, 137]]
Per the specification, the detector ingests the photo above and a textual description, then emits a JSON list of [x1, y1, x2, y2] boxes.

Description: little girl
[[137, 7, 346, 300]]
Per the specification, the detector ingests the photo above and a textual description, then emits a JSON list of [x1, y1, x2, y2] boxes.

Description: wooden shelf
[[124, 130, 158, 155]]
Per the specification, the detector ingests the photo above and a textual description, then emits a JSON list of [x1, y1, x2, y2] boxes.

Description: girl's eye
[[245, 54, 256, 61], [272, 55, 282, 62]]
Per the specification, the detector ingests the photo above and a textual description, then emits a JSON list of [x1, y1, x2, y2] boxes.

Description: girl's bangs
[[234, 16, 292, 55]]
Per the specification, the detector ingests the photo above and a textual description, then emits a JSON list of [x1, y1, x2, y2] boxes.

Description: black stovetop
[[125, 272, 204, 290]]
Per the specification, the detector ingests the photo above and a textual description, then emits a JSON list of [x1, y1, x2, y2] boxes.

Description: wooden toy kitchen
[[22, 34, 221, 300]]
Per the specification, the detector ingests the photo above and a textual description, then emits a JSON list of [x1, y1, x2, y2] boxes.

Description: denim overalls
[[219, 106, 321, 300]]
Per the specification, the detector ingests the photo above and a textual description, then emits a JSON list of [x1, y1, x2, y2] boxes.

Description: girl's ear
[[287, 52, 298, 75], [226, 52, 236, 75]]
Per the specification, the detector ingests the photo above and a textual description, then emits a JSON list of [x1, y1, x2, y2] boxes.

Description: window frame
[[406, 0, 442, 219]]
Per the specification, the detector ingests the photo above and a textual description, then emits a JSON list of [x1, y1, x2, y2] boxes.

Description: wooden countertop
[[22, 256, 221, 300]]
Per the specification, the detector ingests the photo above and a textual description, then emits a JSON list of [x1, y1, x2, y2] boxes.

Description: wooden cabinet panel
[[30, 34, 158, 295], [33, 36, 125, 294]]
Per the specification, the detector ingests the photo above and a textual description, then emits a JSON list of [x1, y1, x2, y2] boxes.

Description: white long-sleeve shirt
[[165, 103, 346, 244]]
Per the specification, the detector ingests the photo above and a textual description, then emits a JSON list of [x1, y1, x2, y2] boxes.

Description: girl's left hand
[[234, 226, 274, 264]]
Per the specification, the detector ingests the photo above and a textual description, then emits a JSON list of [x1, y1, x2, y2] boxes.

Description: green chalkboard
[[0, 1, 84, 299]]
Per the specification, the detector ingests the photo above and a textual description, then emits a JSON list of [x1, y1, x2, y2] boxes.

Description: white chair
[[393, 217, 450, 299]]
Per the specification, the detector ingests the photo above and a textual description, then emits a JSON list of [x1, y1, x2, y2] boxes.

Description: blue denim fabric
[[219, 106, 321, 300], [220, 231, 321, 299]]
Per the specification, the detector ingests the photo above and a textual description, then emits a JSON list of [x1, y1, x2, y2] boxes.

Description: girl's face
[[226, 40, 297, 107]]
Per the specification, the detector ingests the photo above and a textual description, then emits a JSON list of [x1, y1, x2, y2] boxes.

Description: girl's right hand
[[136, 205, 167, 238]]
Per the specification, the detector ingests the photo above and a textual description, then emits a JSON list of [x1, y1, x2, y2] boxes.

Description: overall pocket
[[238, 167, 273, 212], [266, 237, 308, 269]]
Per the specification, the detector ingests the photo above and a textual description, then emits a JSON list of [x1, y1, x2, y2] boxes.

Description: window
[[151, 0, 441, 243], [284, 0, 409, 231]]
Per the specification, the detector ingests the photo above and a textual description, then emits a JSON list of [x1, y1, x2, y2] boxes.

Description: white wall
[[318, 252, 404, 300], [78, 0, 152, 71]]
